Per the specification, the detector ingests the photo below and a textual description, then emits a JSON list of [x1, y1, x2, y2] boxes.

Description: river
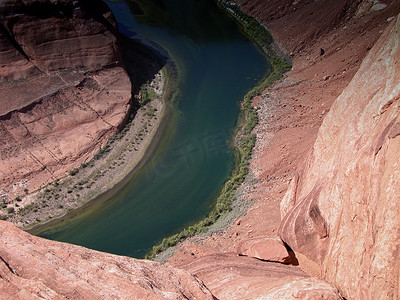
[[38, 0, 269, 258]]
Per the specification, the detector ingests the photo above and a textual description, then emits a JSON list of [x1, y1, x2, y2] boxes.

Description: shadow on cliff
[[119, 34, 165, 110]]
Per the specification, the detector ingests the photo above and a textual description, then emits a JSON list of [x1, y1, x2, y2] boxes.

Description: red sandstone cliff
[[0, 0, 120, 81], [1, 0, 400, 299], [279, 13, 400, 299], [0, 0, 131, 199], [168, 1, 400, 299]]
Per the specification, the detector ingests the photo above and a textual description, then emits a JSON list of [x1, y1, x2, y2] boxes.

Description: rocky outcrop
[[181, 253, 341, 299], [0, 0, 120, 81], [0, 0, 131, 198], [236, 237, 292, 263], [169, 1, 400, 299], [0, 221, 214, 299], [279, 14, 400, 299], [1, 0, 399, 299]]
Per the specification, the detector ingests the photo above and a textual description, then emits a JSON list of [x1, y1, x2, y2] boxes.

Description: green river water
[[38, 0, 269, 258]]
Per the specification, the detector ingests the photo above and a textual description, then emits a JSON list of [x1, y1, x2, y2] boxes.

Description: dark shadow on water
[[119, 33, 165, 109]]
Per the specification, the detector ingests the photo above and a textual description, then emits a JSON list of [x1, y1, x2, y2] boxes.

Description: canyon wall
[[233, 0, 400, 298], [279, 13, 400, 299], [169, 1, 400, 299], [1, 0, 399, 299], [0, 0, 131, 200], [0, 0, 120, 81]]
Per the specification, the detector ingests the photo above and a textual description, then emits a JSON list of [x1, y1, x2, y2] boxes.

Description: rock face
[[279, 14, 400, 299], [1, 0, 399, 299], [0, 0, 131, 197], [169, 1, 400, 299], [181, 253, 341, 299], [0, 0, 120, 80], [0, 221, 214, 299]]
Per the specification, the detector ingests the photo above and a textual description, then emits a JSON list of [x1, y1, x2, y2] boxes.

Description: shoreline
[[11, 0, 289, 257], [8, 0, 288, 253], [164, 0, 394, 279], [13, 59, 177, 233], [146, 1, 291, 260]]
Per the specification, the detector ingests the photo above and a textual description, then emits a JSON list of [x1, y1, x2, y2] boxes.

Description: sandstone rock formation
[[279, 14, 400, 299], [0, 221, 214, 299], [169, 1, 400, 299], [181, 253, 341, 299], [236, 237, 291, 263], [0, 0, 120, 81], [1, 0, 400, 298], [0, 0, 131, 199]]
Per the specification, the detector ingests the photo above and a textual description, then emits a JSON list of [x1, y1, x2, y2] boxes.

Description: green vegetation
[[136, 82, 157, 106], [216, 1, 291, 88], [145, 1, 291, 260], [69, 168, 79, 176]]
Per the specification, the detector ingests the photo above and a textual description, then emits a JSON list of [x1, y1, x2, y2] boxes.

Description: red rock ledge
[[0, 0, 131, 199]]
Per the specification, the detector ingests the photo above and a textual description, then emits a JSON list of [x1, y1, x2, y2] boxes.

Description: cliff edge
[[0, 0, 131, 201], [1, 0, 400, 299], [279, 13, 400, 299], [0, 221, 214, 299]]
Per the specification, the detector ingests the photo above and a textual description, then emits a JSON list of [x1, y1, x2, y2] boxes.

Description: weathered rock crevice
[[0, 255, 16, 276]]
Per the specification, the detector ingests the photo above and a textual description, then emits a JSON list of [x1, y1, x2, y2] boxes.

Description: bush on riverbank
[[145, 1, 291, 260]]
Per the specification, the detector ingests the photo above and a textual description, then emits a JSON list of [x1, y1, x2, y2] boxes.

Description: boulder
[[236, 237, 292, 264]]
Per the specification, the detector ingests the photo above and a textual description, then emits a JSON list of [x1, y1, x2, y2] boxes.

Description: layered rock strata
[[0, 0, 131, 198], [180, 253, 342, 299], [0, 221, 214, 299], [1, 0, 400, 299], [0, 0, 120, 81]]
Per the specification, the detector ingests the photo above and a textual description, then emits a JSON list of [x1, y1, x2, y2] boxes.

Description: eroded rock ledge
[[0, 0, 131, 201], [0, 221, 214, 299]]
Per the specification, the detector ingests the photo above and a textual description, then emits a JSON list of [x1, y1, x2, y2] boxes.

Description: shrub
[[69, 168, 79, 176]]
